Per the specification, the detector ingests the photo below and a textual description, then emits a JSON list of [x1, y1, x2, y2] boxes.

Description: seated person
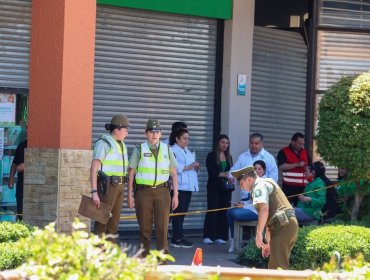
[[320, 167, 340, 222], [226, 160, 266, 253], [294, 161, 327, 224]]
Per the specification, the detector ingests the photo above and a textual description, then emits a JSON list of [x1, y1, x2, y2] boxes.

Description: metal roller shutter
[[93, 6, 217, 231], [0, 0, 31, 89], [250, 26, 308, 158], [316, 31, 370, 91]]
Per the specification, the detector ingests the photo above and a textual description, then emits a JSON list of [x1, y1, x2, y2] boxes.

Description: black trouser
[[282, 184, 304, 207], [203, 188, 232, 241], [16, 180, 24, 221], [171, 190, 192, 241]]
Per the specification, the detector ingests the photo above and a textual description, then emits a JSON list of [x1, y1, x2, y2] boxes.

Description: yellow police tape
[[0, 179, 357, 219]]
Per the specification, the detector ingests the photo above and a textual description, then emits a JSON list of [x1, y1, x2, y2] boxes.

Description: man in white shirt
[[230, 133, 278, 182]]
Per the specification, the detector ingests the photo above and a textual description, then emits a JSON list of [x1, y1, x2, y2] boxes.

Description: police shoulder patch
[[254, 189, 262, 198]]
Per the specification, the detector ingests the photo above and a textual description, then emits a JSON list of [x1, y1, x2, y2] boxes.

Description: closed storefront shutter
[[316, 31, 370, 91], [250, 26, 308, 159], [93, 6, 217, 231], [0, 0, 31, 89]]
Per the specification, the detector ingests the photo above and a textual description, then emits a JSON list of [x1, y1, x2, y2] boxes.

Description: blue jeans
[[227, 207, 258, 238], [294, 207, 316, 223]]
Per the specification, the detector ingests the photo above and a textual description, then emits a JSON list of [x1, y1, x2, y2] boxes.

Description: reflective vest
[[135, 142, 171, 186], [281, 146, 308, 187], [100, 135, 128, 176]]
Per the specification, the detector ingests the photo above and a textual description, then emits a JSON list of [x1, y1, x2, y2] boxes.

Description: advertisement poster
[[0, 94, 16, 125]]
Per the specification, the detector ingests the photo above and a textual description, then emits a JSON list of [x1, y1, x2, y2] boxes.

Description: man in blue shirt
[[230, 133, 278, 182]]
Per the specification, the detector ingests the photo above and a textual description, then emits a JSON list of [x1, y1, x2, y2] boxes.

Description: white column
[[221, 0, 255, 158]]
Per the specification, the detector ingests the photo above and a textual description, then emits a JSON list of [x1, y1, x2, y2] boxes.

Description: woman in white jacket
[[170, 127, 200, 248]]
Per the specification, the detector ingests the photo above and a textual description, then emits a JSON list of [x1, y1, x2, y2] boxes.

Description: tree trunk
[[350, 181, 364, 221]]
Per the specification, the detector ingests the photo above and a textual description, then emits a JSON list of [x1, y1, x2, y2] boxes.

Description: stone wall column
[[24, 0, 96, 232]]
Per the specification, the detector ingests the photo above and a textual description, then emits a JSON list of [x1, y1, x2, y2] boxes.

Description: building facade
[[0, 0, 368, 231]]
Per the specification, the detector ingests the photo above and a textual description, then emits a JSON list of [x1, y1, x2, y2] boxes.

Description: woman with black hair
[[294, 161, 327, 224], [203, 134, 234, 245]]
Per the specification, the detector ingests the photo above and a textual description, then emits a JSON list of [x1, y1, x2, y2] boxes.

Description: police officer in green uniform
[[128, 119, 179, 257], [231, 165, 298, 269], [91, 114, 129, 242]]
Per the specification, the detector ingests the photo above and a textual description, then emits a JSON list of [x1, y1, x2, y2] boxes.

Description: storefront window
[[319, 0, 370, 29]]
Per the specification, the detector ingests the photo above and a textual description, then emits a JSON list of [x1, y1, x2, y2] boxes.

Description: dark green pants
[[269, 216, 298, 269]]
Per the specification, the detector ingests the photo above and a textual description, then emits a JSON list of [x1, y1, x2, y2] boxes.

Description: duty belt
[[108, 176, 125, 185], [284, 208, 295, 218], [136, 182, 169, 189], [269, 208, 296, 227]]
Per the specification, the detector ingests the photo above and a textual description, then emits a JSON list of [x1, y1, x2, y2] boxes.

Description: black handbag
[[221, 178, 235, 191]]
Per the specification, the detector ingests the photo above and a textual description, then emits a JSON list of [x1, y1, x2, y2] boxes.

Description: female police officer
[[231, 165, 298, 269], [91, 114, 129, 242], [128, 119, 179, 257]]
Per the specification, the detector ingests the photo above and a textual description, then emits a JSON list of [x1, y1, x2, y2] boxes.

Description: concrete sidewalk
[[119, 233, 243, 267]]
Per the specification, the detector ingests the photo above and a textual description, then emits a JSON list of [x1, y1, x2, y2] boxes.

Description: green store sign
[[97, 0, 233, 19]]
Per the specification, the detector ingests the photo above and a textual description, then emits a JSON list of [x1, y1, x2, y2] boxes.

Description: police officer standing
[[128, 119, 179, 257], [91, 114, 129, 242], [231, 166, 298, 269]]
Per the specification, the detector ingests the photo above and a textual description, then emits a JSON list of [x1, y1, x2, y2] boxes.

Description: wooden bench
[[233, 220, 257, 251]]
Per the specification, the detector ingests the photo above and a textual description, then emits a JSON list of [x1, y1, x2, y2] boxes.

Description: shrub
[[0, 242, 31, 271], [0, 221, 35, 243], [237, 224, 370, 270], [312, 253, 370, 279], [16, 220, 174, 279]]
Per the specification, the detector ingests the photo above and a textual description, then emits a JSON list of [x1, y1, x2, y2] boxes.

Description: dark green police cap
[[146, 119, 161, 131]]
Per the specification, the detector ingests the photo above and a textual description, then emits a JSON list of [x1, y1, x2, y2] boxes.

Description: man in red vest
[[277, 132, 311, 206]]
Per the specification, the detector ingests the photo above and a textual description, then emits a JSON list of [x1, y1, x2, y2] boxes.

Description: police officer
[[128, 119, 179, 256], [231, 166, 298, 269], [91, 114, 129, 242]]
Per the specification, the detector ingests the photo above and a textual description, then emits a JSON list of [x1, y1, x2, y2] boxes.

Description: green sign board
[[97, 0, 233, 19]]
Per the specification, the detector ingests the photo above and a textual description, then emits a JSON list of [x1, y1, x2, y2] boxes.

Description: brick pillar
[[24, 0, 96, 232]]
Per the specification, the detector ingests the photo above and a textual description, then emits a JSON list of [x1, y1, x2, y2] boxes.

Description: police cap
[[146, 119, 161, 131], [231, 165, 256, 180], [106, 114, 129, 130]]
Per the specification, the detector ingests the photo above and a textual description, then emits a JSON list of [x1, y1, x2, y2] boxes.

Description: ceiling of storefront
[[255, 0, 309, 28]]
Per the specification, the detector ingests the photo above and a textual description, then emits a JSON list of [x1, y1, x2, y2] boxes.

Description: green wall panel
[[96, 0, 233, 19]]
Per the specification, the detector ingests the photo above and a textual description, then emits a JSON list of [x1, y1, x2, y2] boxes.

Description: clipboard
[[78, 195, 112, 224]]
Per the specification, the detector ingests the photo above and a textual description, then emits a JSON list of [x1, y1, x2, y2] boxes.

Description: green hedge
[[0, 242, 31, 271], [0, 221, 35, 243], [0, 221, 36, 271], [237, 223, 370, 270]]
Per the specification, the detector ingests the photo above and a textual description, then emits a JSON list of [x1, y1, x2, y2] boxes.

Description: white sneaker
[[203, 238, 214, 244], [228, 239, 234, 253], [215, 239, 226, 244]]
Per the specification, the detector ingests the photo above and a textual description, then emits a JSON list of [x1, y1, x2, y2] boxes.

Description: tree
[[316, 72, 370, 220]]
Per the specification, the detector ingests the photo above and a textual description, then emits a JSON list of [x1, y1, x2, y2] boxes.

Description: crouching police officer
[[128, 119, 179, 257], [231, 166, 298, 269], [91, 114, 129, 242]]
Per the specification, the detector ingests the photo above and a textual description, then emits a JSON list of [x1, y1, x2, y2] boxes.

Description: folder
[[78, 195, 112, 224]]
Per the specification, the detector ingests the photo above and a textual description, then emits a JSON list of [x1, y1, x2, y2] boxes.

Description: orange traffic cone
[[191, 248, 203, 266]]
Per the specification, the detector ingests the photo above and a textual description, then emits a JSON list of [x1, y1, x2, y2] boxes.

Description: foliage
[[236, 239, 267, 268], [0, 221, 36, 243], [0, 221, 36, 270], [16, 220, 174, 280], [316, 73, 370, 181], [237, 224, 370, 270], [0, 242, 31, 271], [311, 253, 370, 279]]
